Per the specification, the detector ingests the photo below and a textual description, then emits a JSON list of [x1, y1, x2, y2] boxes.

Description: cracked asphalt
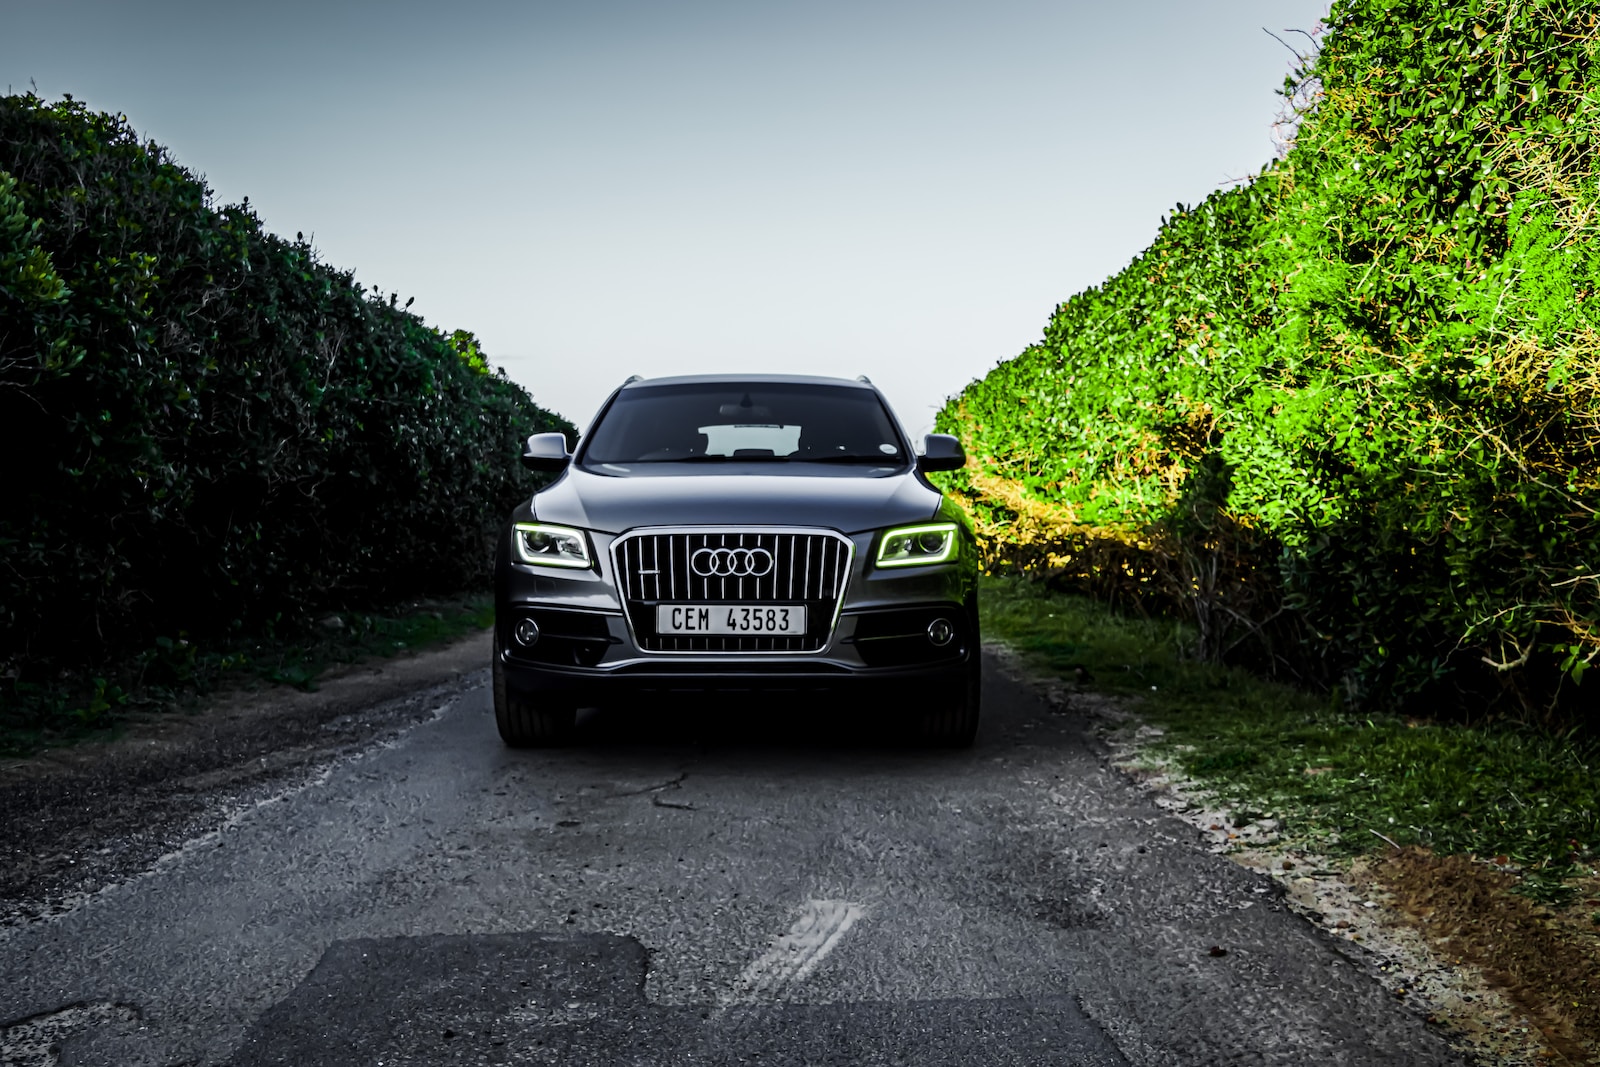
[[0, 647, 1467, 1066]]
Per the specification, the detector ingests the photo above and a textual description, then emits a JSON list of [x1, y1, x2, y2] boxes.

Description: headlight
[[876, 522, 958, 567], [512, 523, 592, 569]]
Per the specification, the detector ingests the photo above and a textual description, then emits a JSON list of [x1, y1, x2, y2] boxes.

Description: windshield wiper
[[621, 454, 790, 463], [610, 453, 900, 464], [682, 454, 789, 462], [801, 453, 902, 464]]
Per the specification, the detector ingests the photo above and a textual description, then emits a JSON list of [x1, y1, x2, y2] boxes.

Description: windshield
[[579, 382, 908, 467]]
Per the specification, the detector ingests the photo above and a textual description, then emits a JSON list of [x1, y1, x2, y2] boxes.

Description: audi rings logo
[[691, 547, 774, 578]]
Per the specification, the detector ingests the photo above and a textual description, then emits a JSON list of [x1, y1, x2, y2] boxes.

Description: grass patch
[[0, 595, 494, 758], [980, 575, 1600, 902]]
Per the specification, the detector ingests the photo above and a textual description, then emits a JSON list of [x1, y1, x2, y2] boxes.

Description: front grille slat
[[614, 529, 851, 653]]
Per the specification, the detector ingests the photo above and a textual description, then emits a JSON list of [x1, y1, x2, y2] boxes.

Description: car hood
[[531, 465, 943, 534]]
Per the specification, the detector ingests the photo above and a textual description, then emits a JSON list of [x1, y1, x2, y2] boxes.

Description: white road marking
[[725, 899, 866, 1006]]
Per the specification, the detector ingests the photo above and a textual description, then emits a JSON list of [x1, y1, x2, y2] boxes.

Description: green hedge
[[0, 94, 572, 675], [940, 0, 1600, 719]]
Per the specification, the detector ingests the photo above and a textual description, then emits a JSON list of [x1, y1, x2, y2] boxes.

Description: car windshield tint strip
[[581, 383, 906, 465]]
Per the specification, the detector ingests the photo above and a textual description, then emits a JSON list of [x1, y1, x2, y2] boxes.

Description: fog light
[[927, 618, 955, 647], [514, 617, 541, 647]]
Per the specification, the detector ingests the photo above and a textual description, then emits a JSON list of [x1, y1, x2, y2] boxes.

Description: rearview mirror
[[916, 433, 966, 473], [718, 402, 772, 419], [521, 432, 571, 472]]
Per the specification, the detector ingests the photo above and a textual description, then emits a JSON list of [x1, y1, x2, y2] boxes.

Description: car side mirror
[[521, 432, 571, 472], [916, 433, 966, 473]]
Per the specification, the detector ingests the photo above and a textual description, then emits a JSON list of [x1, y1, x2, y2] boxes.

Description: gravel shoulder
[[0, 629, 492, 932]]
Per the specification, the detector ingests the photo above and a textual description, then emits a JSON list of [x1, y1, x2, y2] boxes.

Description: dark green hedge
[[0, 94, 572, 674], [940, 0, 1600, 721]]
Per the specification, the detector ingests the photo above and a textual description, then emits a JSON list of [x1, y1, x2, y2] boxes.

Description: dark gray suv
[[492, 374, 979, 747]]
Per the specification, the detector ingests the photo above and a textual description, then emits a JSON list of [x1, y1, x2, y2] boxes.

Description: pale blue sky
[[3, 0, 1327, 434]]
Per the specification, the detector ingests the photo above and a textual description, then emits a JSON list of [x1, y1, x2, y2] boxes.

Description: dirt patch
[[1371, 847, 1600, 1064], [0, 630, 491, 931]]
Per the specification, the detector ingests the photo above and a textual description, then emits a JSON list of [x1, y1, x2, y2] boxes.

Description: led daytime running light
[[513, 523, 592, 569], [876, 522, 958, 567]]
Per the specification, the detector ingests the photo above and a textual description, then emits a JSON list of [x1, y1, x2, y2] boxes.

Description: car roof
[[617, 373, 877, 391]]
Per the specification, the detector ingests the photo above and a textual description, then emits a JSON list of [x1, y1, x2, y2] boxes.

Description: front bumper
[[497, 650, 974, 703], [495, 526, 977, 704]]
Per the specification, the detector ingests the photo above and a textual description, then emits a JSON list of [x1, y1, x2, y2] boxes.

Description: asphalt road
[[0, 653, 1465, 1066]]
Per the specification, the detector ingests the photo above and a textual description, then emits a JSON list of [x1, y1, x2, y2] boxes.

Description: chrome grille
[[613, 529, 853, 653]]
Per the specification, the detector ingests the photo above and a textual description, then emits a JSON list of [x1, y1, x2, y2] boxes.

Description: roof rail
[[856, 375, 872, 384], [623, 374, 644, 384]]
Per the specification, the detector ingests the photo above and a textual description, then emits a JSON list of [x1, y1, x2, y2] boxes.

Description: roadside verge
[[980, 576, 1600, 1066], [0, 629, 491, 933]]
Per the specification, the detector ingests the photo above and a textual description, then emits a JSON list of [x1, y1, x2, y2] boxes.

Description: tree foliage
[[0, 94, 572, 675], [939, 0, 1600, 719]]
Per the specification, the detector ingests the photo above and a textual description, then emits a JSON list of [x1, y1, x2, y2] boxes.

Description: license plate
[[656, 604, 808, 636]]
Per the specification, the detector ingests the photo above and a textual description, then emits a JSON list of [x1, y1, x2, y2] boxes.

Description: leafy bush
[[940, 0, 1600, 720], [0, 94, 572, 684]]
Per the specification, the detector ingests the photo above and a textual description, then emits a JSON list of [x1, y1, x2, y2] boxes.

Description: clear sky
[[3, 0, 1328, 435]]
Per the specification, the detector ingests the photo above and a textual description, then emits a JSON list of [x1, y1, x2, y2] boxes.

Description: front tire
[[920, 655, 981, 748], [493, 634, 576, 747]]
